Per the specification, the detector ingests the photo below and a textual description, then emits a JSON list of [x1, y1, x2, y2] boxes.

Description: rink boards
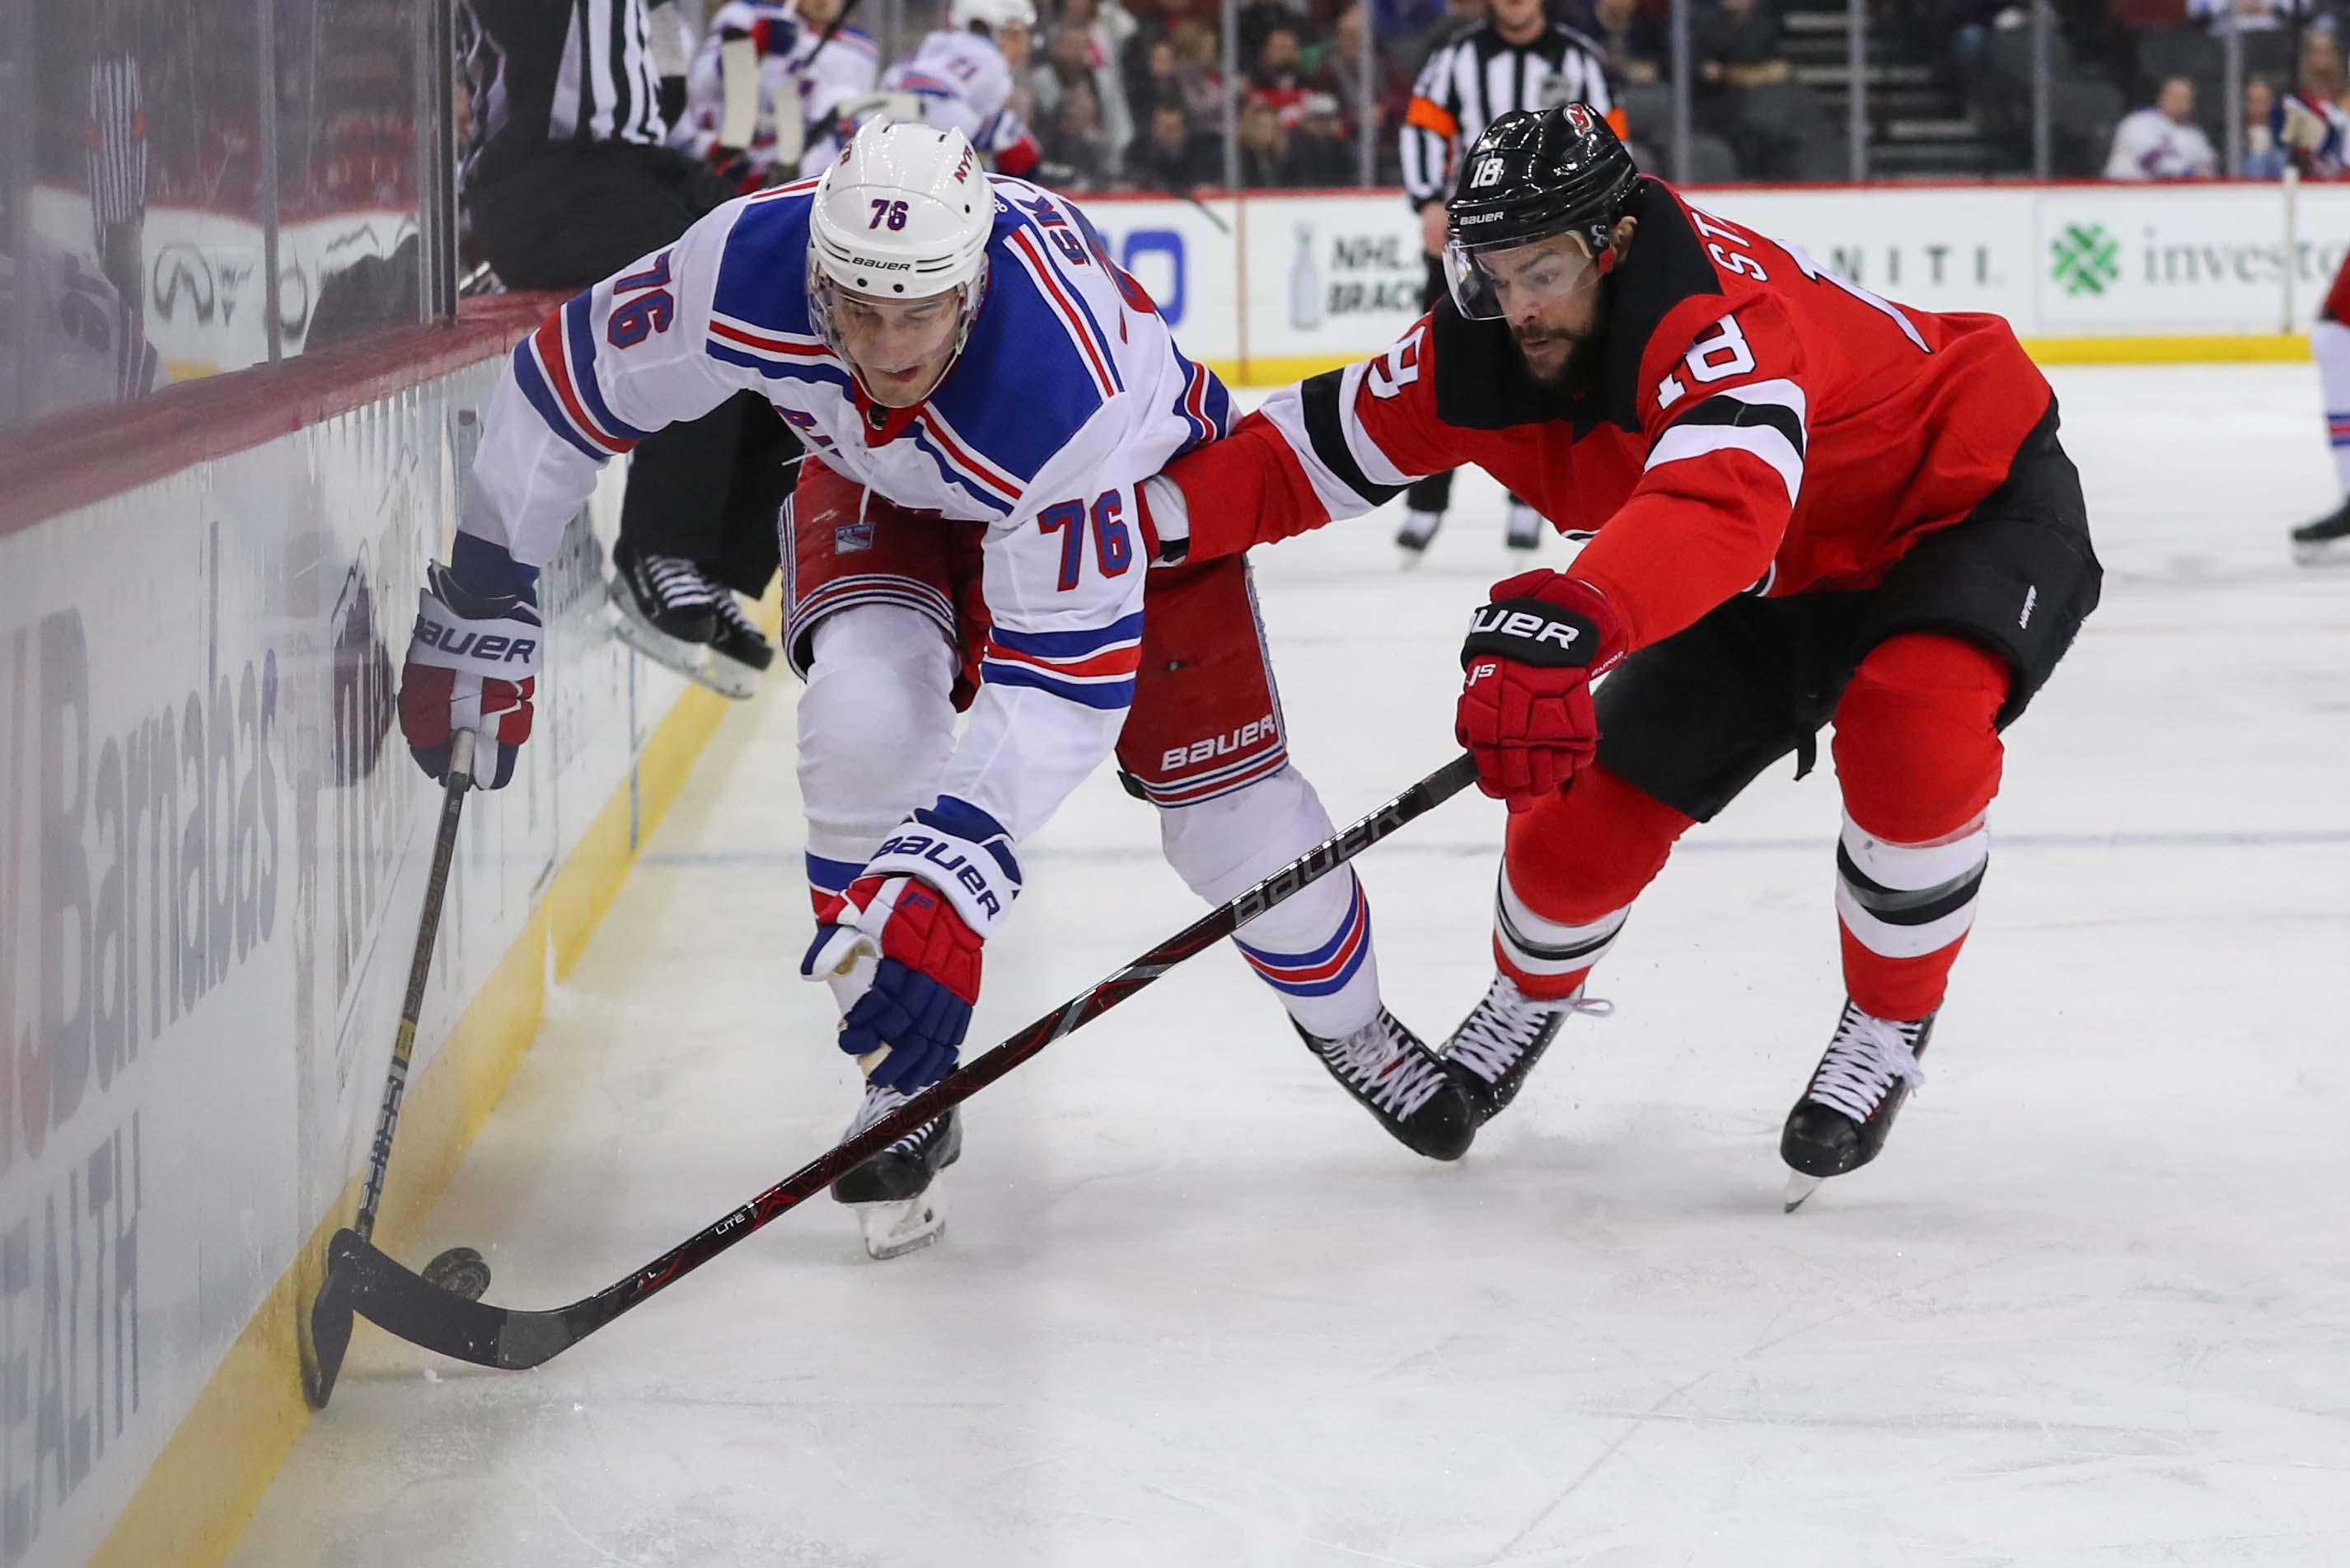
[[1079, 179, 2350, 385], [0, 302, 735, 1568]]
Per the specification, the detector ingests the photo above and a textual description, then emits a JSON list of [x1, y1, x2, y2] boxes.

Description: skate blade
[[854, 1197, 944, 1261], [1782, 1170, 1823, 1213], [607, 585, 758, 698]]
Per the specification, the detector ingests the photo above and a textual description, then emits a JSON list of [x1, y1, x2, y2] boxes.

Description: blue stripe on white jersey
[[979, 611, 1145, 709], [510, 337, 607, 461], [564, 293, 654, 445], [909, 422, 1016, 517], [915, 201, 1120, 490]]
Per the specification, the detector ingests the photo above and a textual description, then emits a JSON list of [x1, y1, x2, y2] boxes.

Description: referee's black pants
[[466, 143, 795, 597]]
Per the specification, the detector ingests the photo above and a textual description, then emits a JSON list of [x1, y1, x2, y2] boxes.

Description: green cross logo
[[2051, 222, 2120, 297]]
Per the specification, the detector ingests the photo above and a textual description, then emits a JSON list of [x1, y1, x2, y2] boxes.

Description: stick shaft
[[355, 732, 475, 1240], [547, 753, 1481, 1346]]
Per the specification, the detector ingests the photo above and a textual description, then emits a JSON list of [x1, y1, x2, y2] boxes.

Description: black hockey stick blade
[[303, 743, 472, 1407], [336, 754, 1482, 1374], [302, 1268, 356, 1407]]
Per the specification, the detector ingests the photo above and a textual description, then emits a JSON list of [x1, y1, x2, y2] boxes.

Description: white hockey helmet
[[807, 119, 995, 376], [949, 0, 1037, 35]]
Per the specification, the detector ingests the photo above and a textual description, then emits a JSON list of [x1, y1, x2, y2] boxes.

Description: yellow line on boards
[[89, 615, 762, 1568]]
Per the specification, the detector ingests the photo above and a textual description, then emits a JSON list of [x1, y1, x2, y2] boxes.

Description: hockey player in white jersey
[[878, 0, 1042, 178], [672, 0, 882, 186], [396, 119, 1476, 1259]]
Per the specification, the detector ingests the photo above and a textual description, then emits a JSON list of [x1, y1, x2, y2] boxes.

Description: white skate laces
[[638, 552, 719, 613], [1805, 1004, 1929, 1123], [1315, 1015, 1454, 1119], [846, 1082, 943, 1158], [1448, 976, 1612, 1086]]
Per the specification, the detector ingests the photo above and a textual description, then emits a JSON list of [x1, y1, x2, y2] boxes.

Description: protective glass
[[1442, 229, 1600, 322]]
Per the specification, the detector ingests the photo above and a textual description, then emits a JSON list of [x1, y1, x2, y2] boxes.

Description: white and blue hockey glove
[[399, 532, 541, 790], [801, 798, 1023, 1093]]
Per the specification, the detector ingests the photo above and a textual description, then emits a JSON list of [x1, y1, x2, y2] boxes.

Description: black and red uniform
[[1163, 174, 2103, 1023]]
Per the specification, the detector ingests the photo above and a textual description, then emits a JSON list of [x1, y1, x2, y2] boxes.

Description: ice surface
[[229, 366, 2350, 1567]]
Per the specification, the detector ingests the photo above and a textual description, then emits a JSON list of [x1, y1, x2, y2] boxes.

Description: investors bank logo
[[2050, 222, 2120, 297]]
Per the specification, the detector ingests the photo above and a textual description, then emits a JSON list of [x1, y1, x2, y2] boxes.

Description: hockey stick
[[324, 752, 1482, 1374], [302, 730, 475, 1410]]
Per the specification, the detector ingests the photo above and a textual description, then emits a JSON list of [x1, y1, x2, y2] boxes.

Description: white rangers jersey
[[673, 0, 881, 180], [881, 30, 1040, 176], [462, 173, 1232, 843]]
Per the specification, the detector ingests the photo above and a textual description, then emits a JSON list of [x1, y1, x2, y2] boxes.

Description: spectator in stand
[[2104, 77, 2219, 179], [1697, 0, 1814, 177], [1127, 95, 1219, 189], [1250, 21, 1311, 117], [1044, 76, 1114, 185], [1288, 90, 1360, 183], [1035, 0, 1137, 179], [2186, 0, 2306, 34], [1307, 3, 1411, 157], [1170, 20, 1227, 124], [1237, 91, 1306, 185], [1697, 0, 1792, 96], [1582, 0, 1665, 85], [2299, 29, 2346, 106], [2244, 76, 2286, 177]]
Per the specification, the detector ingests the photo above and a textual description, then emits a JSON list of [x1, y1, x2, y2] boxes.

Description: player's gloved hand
[[800, 799, 1023, 1093], [398, 533, 541, 790], [1457, 570, 1627, 813]]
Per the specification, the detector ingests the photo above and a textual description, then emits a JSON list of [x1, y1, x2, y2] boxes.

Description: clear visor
[[808, 261, 987, 387], [1442, 229, 1600, 322]]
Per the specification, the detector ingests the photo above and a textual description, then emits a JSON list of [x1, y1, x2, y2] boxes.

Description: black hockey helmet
[[1442, 103, 1641, 321]]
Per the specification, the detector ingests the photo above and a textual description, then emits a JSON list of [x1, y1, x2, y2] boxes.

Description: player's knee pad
[[1833, 633, 2008, 845], [797, 605, 957, 853], [1502, 764, 1691, 926], [1156, 764, 1335, 906]]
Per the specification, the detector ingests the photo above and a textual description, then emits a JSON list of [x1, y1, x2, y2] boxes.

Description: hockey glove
[[1457, 570, 1627, 813], [398, 534, 541, 790], [800, 799, 1023, 1093]]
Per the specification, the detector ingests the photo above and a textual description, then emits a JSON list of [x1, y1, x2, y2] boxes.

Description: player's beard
[[1511, 324, 1578, 386]]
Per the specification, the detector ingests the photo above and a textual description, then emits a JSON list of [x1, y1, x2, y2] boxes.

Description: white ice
[[232, 365, 2350, 1567]]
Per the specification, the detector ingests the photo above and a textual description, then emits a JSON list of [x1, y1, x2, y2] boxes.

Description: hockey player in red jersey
[[1142, 104, 2104, 1205]]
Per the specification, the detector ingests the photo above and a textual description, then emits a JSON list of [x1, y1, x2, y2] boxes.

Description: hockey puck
[[421, 1246, 492, 1302]]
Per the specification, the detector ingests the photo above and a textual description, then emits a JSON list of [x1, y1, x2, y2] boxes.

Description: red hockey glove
[[399, 540, 541, 791], [800, 800, 1023, 1093], [1456, 571, 1627, 813]]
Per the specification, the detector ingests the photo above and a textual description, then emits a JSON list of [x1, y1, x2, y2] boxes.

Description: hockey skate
[[608, 546, 750, 698], [1396, 508, 1443, 567], [1505, 501, 1543, 552], [832, 1082, 962, 1260], [1441, 975, 1611, 1126], [2291, 496, 2350, 566], [702, 591, 776, 700], [1780, 999, 1934, 1212], [1294, 1010, 1477, 1160]]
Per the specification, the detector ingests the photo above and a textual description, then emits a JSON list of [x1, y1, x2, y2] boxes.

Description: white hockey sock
[[797, 606, 956, 1009], [1493, 865, 1627, 991], [2314, 320, 2350, 494], [1158, 766, 1383, 1040]]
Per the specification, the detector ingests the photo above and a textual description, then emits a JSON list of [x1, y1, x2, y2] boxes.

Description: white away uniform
[[461, 172, 1388, 1039], [880, 30, 1041, 177], [673, 0, 882, 180]]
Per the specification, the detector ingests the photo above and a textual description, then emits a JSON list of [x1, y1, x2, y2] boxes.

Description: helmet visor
[[1442, 228, 1601, 322]]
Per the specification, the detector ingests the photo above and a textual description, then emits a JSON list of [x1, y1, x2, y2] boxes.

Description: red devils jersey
[[1166, 177, 2054, 653]]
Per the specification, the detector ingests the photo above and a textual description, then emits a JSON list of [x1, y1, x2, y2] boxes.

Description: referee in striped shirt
[[1393, 0, 1615, 559], [461, 0, 795, 676]]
